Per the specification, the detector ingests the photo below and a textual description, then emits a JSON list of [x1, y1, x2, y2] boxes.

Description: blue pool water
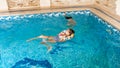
[[0, 10, 120, 68]]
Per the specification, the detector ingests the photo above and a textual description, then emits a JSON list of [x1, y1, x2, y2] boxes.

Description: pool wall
[[0, 0, 119, 15], [0, 0, 94, 12]]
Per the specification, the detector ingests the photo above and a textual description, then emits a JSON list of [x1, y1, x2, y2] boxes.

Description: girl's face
[[65, 29, 71, 36]]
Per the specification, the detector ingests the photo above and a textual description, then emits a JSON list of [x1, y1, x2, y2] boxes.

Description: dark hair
[[65, 16, 72, 19], [69, 29, 75, 34]]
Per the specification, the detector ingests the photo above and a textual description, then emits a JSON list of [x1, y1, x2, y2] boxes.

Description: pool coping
[[0, 5, 120, 30]]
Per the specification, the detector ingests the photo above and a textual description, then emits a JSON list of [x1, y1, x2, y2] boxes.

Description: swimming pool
[[0, 10, 120, 68]]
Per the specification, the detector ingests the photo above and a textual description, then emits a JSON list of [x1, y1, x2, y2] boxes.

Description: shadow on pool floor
[[12, 57, 52, 68]]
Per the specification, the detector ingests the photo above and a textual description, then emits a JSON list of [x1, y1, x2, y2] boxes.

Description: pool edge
[[0, 6, 120, 30]]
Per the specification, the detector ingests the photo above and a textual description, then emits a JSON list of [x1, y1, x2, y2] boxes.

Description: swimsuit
[[53, 30, 66, 42], [54, 36, 60, 42], [54, 30, 74, 42], [54, 34, 73, 42]]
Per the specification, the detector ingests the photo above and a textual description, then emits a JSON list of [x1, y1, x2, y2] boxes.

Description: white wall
[[40, 0, 50, 8], [116, 0, 120, 16], [0, 0, 120, 16], [51, 0, 95, 7], [0, 0, 8, 11]]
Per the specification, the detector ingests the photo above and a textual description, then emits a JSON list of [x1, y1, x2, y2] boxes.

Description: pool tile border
[[0, 6, 120, 30]]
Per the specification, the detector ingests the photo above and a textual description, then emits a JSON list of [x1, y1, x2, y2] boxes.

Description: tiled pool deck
[[0, 5, 120, 30]]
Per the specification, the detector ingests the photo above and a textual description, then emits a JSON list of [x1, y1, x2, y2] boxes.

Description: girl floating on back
[[27, 29, 75, 52]]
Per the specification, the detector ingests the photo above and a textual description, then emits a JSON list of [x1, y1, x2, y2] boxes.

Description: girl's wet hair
[[69, 29, 75, 34]]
